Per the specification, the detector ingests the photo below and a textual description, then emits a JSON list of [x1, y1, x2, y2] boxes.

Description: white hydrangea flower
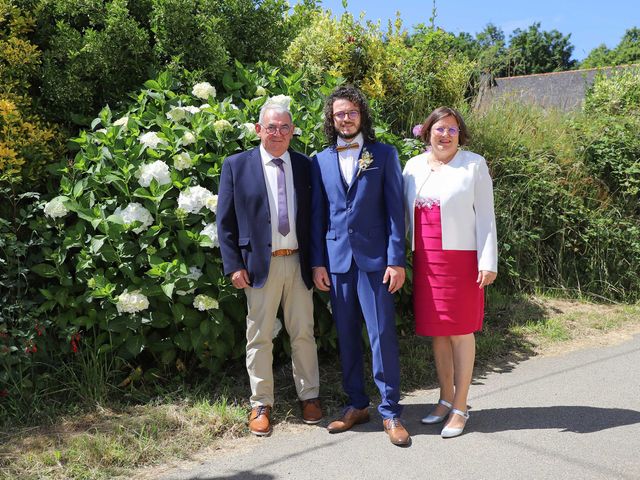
[[185, 106, 201, 114], [197, 104, 210, 111], [241, 122, 259, 140], [173, 152, 192, 171], [114, 202, 154, 233], [206, 194, 218, 214], [186, 266, 203, 281], [200, 223, 219, 247], [193, 294, 219, 311], [266, 94, 291, 110], [166, 107, 187, 122], [113, 116, 129, 127], [116, 290, 150, 314], [192, 82, 216, 100], [213, 119, 232, 133], [255, 86, 267, 97], [181, 131, 196, 145], [178, 186, 215, 214], [294, 127, 302, 136], [96, 128, 107, 134], [44, 196, 68, 218], [138, 131, 166, 149], [137, 160, 171, 188]]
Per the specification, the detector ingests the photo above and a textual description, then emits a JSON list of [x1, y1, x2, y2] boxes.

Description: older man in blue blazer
[[217, 96, 321, 436], [311, 86, 409, 446]]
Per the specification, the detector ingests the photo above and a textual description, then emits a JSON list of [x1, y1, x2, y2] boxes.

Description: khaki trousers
[[244, 254, 319, 407]]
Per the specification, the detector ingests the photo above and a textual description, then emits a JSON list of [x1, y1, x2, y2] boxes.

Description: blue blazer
[[311, 141, 406, 274], [217, 147, 314, 289]]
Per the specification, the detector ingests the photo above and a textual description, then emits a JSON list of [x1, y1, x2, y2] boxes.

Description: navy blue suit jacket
[[217, 147, 314, 289], [310, 141, 406, 274]]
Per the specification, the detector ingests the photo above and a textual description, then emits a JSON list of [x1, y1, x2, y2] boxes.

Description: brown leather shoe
[[327, 406, 370, 433], [300, 398, 323, 424], [248, 405, 272, 436], [383, 417, 411, 446]]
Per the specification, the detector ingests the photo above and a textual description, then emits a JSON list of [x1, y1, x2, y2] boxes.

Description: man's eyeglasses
[[260, 124, 291, 135], [433, 126, 460, 136], [333, 110, 360, 121]]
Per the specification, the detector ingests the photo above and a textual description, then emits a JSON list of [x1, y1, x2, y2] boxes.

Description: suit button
[[268, 243, 272, 247], [348, 228, 353, 234]]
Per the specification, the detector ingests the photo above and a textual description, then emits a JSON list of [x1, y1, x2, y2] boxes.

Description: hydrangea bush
[[35, 63, 342, 374]]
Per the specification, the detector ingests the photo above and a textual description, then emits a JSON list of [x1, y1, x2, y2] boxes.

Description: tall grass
[[467, 101, 640, 301]]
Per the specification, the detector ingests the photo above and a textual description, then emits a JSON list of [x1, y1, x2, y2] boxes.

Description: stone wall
[[475, 64, 640, 111]]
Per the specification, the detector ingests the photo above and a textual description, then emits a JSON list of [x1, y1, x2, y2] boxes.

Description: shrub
[[0, 0, 62, 184], [468, 101, 640, 301], [33, 63, 341, 380], [579, 68, 640, 213]]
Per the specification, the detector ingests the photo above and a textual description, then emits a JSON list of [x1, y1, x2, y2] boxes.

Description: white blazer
[[402, 149, 498, 272]]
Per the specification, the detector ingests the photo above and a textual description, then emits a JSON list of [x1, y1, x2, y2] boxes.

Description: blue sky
[[298, 0, 639, 61]]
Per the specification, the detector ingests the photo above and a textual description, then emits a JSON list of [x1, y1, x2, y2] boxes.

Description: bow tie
[[336, 142, 360, 152]]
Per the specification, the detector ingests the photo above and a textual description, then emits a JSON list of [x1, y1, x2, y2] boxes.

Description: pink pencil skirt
[[413, 204, 484, 336]]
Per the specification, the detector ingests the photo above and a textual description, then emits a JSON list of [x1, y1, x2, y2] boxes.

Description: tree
[[505, 22, 575, 76], [581, 44, 614, 68], [612, 27, 640, 65]]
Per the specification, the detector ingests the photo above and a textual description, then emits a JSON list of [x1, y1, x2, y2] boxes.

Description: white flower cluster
[[213, 119, 233, 133], [182, 131, 196, 145], [113, 116, 129, 127], [138, 131, 166, 149], [200, 223, 219, 247], [186, 266, 203, 281], [255, 86, 267, 97], [44, 196, 68, 219], [173, 152, 193, 171], [265, 94, 291, 110], [193, 294, 219, 311], [192, 82, 216, 100], [116, 290, 149, 314], [137, 160, 171, 187], [241, 122, 259, 140], [114, 202, 154, 233], [178, 186, 217, 214], [166, 106, 201, 122]]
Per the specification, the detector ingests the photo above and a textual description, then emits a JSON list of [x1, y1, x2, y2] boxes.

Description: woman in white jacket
[[403, 107, 497, 438]]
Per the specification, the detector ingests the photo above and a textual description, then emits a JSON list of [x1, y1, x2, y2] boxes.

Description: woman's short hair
[[419, 107, 469, 146]]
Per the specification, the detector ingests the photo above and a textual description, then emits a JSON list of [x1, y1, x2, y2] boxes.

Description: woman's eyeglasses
[[433, 126, 460, 136]]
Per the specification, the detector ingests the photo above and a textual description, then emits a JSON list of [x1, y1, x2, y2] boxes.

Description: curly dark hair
[[419, 106, 470, 146], [323, 85, 376, 146]]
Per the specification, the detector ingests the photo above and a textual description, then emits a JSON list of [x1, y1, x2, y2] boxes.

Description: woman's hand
[[477, 270, 497, 288]]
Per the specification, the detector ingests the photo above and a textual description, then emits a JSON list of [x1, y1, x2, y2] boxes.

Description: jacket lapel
[[248, 147, 270, 221]]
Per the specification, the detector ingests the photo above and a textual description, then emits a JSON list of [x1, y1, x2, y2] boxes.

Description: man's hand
[[312, 266, 331, 291], [231, 269, 250, 289], [476, 270, 497, 288], [383, 266, 405, 293]]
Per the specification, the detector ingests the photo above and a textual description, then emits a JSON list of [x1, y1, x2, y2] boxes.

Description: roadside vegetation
[[1, 1, 639, 479]]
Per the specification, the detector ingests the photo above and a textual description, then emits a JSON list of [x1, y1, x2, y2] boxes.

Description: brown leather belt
[[272, 248, 299, 257]]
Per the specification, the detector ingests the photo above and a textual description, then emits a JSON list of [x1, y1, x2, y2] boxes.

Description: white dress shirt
[[337, 132, 364, 185], [259, 145, 298, 251]]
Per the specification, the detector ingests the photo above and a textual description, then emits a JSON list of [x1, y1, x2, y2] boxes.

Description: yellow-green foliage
[[283, 11, 402, 99], [0, 1, 61, 183], [284, 12, 475, 135]]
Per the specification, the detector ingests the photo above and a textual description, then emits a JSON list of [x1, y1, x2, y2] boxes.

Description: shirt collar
[[260, 144, 291, 166], [336, 132, 364, 149]]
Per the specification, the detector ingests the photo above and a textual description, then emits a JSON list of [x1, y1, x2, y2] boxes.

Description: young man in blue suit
[[311, 86, 409, 446], [217, 97, 321, 436]]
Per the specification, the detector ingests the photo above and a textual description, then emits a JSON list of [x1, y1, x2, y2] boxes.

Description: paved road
[[159, 333, 640, 480]]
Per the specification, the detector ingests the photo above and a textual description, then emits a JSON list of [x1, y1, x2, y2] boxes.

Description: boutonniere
[[356, 148, 375, 177]]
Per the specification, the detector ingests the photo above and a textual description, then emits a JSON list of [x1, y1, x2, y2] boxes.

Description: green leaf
[[31, 263, 58, 278], [125, 335, 144, 356]]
